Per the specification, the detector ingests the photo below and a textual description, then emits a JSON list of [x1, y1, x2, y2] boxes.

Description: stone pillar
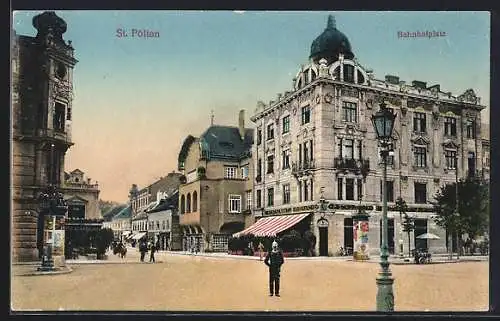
[[12, 209, 39, 262]]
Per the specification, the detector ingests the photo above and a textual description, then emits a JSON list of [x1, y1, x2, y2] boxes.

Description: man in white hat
[[264, 240, 284, 297]]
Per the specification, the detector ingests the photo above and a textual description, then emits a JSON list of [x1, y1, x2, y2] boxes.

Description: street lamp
[[37, 184, 68, 271], [371, 102, 397, 311]]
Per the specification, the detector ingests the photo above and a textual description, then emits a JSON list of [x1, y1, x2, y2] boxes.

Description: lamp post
[[371, 102, 397, 311]]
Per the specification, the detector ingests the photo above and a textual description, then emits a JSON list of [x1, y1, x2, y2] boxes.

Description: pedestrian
[[156, 240, 161, 252], [264, 241, 284, 297], [139, 239, 147, 262], [149, 242, 156, 263], [258, 241, 265, 261]]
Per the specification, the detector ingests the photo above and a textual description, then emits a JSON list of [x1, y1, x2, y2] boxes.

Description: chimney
[[238, 109, 245, 140]]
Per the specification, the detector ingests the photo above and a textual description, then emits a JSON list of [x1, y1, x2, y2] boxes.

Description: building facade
[[12, 11, 78, 262], [177, 110, 254, 252], [63, 169, 101, 220], [248, 15, 487, 256]]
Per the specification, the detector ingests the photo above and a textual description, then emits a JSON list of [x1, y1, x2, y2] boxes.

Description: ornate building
[[12, 11, 78, 262], [63, 169, 101, 219], [177, 110, 254, 252], [247, 15, 487, 256]]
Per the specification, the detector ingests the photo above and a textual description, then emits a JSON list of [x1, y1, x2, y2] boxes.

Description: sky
[[12, 11, 490, 203]]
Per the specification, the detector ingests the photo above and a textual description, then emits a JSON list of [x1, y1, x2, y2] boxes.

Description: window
[[267, 124, 274, 140], [67, 107, 72, 121], [304, 181, 309, 201], [445, 150, 457, 169], [256, 190, 262, 208], [337, 178, 343, 200], [186, 193, 191, 212], [414, 147, 427, 168], [283, 184, 290, 204], [380, 180, 394, 202], [257, 159, 262, 177], [357, 140, 363, 160], [343, 64, 355, 83], [444, 117, 457, 136], [180, 195, 185, 214], [346, 178, 354, 200], [246, 191, 252, 210], [357, 179, 363, 200], [413, 112, 426, 133], [282, 149, 290, 169], [282, 115, 290, 134], [468, 152, 476, 177], [192, 191, 198, 211], [301, 105, 311, 124], [298, 181, 302, 202], [337, 138, 343, 158], [344, 139, 354, 159], [225, 166, 238, 179], [54, 102, 66, 131], [257, 129, 262, 145], [267, 188, 274, 207], [241, 165, 249, 179], [228, 194, 241, 213], [466, 120, 476, 139], [342, 101, 357, 123], [267, 155, 274, 174], [386, 142, 395, 166], [414, 183, 427, 204], [303, 142, 309, 165], [310, 179, 314, 201], [162, 221, 165, 230]]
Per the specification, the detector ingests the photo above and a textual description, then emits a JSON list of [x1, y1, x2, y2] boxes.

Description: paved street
[[11, 248, 488, 312]]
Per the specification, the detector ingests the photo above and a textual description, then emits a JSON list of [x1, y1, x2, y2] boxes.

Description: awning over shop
[[233, 213, 310, 237], [122, 231, 132, 236], [131, 232, 147, 240]]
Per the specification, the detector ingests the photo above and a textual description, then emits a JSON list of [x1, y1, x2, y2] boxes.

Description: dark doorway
[[414, 219, 428, 250], [344, 218, 353, 252], [68, 204, 85, 219], [319, 227, 328, 256]]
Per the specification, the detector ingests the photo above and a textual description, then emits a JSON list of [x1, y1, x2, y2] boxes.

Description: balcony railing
[[291, 160, 315, 177], [334, 158, 370, 176]]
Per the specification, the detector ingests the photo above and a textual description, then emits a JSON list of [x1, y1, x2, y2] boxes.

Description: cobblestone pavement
[[11, 248, 489, 312]]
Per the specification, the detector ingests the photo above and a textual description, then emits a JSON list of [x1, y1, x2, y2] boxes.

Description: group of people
[[111, 241, 127, 258], [138, 239, 158, 263]]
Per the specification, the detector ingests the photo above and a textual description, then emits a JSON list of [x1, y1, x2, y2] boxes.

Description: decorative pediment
[[411, 135, 430, 146], [65, 195, 88, 205], [442, 140, 459, 150], [458, 88, 479, 104]]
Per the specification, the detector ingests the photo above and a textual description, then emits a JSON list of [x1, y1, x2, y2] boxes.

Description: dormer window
[[343, 64, 355, 83]]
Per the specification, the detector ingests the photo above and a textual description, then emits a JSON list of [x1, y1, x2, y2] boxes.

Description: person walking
[[149, 242, 157, 263], [264, 241, 284, 297], [139, 239, 148, 262], [258, 241, 265, 261]]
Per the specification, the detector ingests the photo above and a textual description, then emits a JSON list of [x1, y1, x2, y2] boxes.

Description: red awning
[[233, 213, 310, 237]]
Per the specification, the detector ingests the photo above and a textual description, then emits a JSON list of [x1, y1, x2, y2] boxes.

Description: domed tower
[[310, 15, 354, 64]]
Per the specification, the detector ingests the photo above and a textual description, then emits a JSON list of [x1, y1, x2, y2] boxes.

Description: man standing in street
[[264, 241, 284, 297], [139, 239, 148, 262], [149, 241, 157, 263]]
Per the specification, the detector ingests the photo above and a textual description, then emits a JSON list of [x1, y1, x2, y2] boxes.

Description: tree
[[94, 228, 115, 259], [396, 197, 414, 257], [433, 177, 489, 257]]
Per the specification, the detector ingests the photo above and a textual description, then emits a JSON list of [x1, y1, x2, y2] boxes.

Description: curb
[[15, 266, 73, 276]]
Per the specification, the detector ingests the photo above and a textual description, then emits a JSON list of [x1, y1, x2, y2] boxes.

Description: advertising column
[[353, 212, 370, 260]]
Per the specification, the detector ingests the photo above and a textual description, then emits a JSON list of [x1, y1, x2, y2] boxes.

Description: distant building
[[11, 11, 78, 262], [177, 110, 254, 252], [63, 169, 101, 220], [108, 206, 132, 241]]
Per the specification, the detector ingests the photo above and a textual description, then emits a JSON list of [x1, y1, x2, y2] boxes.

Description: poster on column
[[353, 220, 370, 260]]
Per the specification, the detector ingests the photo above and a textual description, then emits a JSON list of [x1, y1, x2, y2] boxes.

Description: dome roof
[[32, 11, 68, 44], [310, 15, 354, 63]]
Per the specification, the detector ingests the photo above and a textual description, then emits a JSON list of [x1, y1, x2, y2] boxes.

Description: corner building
[[249, 16, 486, 256]]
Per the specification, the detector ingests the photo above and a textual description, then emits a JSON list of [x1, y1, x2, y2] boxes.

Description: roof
[[199, 125, 253, 161], [148, 190, 179, 213], [102, 205, 126, 221], [70, 169, 84, 174], [112, 206, 132, 220], [310, 15, 354, 63]]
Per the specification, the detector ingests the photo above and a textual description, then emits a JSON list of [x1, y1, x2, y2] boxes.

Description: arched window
[[343, 64, 355, 83], [187, 193, 191, 213], [180, 195, 185, 214], [193, 191, 198, 212]]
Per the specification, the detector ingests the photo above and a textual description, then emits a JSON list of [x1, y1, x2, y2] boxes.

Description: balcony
[[291, 160, 315, 177], [334, 158, 370, 176]]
